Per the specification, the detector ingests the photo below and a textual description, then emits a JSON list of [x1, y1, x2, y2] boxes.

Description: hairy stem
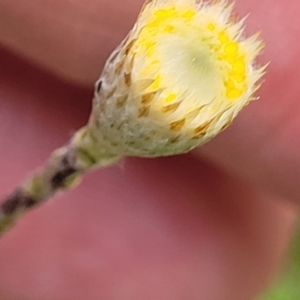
[[0, 144, 85, 234], [0, 126, 120, 235]]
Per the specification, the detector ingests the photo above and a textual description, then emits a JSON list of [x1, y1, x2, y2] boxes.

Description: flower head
[[90, 0, 265, 157]]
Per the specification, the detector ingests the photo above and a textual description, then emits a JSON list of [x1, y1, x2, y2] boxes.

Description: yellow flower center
[[130, 3, 249, 114]]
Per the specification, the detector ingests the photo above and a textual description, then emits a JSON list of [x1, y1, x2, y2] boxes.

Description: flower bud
[[87, 0, 265, 159]]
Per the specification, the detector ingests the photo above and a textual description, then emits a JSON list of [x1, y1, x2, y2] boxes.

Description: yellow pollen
[[225, 79, 235, 89], [154, 8, 175, 18], [222, 55, 236, 64], [183, 10, 196, 19], [145, 45, 155, 57], [232, 58, 246, 74], [226, 88, 243, 99], [164, 25, 175, 33], [218, 31, 230, 44], [207, 22, 216, 31], [224, 42, 239, 55], [231, 72, 245, 83], [165, 93, 177, 103], [148, 19, 161, 28], [151, 74, 162, 90]]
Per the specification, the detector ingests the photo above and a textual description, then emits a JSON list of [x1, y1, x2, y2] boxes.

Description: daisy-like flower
[[0, 0, 265, 234]]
